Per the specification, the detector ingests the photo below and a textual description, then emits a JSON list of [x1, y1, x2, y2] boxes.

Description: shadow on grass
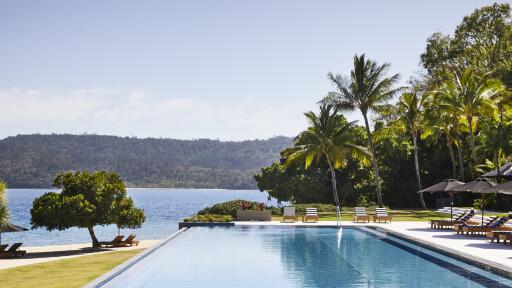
[[1, 247, 116, 261]]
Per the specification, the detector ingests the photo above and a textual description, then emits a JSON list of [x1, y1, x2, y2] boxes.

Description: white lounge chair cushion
[[305, 208, 318, 215], [354, 207, 367, 216], [283, 207, 295, 216]]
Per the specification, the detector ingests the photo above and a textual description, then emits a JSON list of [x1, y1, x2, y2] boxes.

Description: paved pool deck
[[235, 220, 512, 273]]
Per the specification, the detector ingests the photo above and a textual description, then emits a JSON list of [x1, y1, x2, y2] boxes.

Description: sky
[[0, 0, 502, 140]]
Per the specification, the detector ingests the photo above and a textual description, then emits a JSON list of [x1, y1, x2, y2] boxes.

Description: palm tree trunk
[[325, 154, 341, 224], [467, 115, 477, 172], [447, 138, 457, 179], [412, 133, 427, 209], [362, 113, 383, 207], [494, 149, 501, 183], [87, 226, 99, 248], [325, 155, 341, 207], [457, 143, 465, 181]]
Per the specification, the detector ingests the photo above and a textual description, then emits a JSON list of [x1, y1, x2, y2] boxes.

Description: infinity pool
[[95, 226, 512, 287]]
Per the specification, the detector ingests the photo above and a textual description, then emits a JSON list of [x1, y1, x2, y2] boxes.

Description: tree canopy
[[30, 171, 145, 247], [256, 3, 512, 210]]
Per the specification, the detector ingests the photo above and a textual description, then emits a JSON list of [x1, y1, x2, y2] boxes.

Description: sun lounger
[[453, 215, 495, 234], [431, 210, 474, 229], [462, 216, 508, 236], [0, 244, 8, 252], [303, 207, 319, 223], [373, 207, 392, 223], [0, 243, 26, 257], [116, 234, 140, 247], [99, 235, 125, 247], [353, 207, 370, 223], [282, 207, 297, 223]]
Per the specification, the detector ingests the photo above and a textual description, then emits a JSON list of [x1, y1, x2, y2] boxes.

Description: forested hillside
[[0, 134, 292, 189]]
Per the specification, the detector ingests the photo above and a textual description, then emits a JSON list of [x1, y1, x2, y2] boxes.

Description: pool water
[[98, 226, 512, 288]]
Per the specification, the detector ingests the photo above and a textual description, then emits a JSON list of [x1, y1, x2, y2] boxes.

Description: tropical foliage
[[0, 181, 9, 230], [283, 104, 369, 217], [30, 171, 146, 247], [183, 214, 233, 223], [256, 3, 512, 210]]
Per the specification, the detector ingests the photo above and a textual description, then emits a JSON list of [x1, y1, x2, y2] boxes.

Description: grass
[[272, 209, 457, 222], [0, 249, 143, 288], [271, 208, 509, 222]]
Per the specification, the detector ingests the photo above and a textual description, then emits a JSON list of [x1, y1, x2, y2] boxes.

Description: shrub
[[183, 214, 233, 223], [197, 199, 270, 217]]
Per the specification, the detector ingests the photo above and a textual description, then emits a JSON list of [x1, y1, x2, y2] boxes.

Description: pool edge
[[84, 227, 189, 288], [370, 225, 512, 278]]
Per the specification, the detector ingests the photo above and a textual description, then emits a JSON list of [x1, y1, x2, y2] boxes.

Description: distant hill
[[0, 134, 292, 189]]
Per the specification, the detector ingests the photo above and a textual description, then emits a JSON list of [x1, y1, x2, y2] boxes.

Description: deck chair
[[0, 243, 26, 257], [373, 207, 392, 223], [303, 207, 319, 223], [431, 210, 474, 229], [0, 244, 8, 252], [117, 234, 140, 247], [463, 216, 510, 236], [282, 207, 297, 223], [99, 235, 125, 247], [353, 207, 370, 223], [453, 215, 493, 234]]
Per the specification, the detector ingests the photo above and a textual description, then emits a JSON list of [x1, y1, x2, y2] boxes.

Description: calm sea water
[[3, 188, 276, 246]]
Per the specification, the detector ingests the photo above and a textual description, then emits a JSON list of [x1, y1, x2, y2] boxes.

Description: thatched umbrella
[[482, 180, 512, 195], [449, 178, 497, 226], [418, 179, 466, 220], [0, 223, 28, 244], [481, 162, 512, 178]]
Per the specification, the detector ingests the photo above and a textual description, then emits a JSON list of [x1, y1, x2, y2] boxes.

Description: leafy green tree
[[325, 54, 402, 207], [477, 118, 512, 182], [436, 69, 503, 172], [282, 104, 369, 218], [421, 3, 512, 89], [0, 181, 9, 231], [31, 171, 145, 247]]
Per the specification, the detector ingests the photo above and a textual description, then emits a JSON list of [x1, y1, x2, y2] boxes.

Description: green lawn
[[0, 249, 143, 288], [272, 209, 460, 222]]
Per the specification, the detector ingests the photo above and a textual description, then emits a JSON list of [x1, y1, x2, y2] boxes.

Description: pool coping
[[85, 223, 512, 287], [84, 227, 189, 288], [370, 225, 512, 278]]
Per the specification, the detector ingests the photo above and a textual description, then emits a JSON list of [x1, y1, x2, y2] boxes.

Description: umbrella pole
[[450, 192, 454, 221], [481, 195, 484, 227]]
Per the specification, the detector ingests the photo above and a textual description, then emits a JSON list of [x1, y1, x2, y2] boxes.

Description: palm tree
[[0, 181, 9, 231], [437, 69, 503, 173], [423, 96, 466, 180], [325, 54, 402, 207], [283, 104, 369, 222], [395, 92, 428, 209]]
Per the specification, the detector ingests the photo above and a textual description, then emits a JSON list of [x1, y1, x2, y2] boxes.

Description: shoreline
[[0, 239, 160, 270]]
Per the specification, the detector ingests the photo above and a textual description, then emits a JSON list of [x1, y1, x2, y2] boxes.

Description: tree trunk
[[494, 149, 501, 184], [467, 115, 477, 173], [87, 226, 99, 248], [325, 155, 341, 208], [447, 136, 457, 179], [362, 113, 383, 207], [412, 133, 427, 209], [457, 144, 465, 181], [325, 154, 341, 224]]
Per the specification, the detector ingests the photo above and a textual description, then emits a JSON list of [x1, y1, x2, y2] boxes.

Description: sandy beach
[[0, 239, 160, 270]]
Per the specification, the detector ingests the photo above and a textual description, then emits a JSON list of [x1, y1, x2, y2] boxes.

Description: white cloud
[[0, 88, 312, 140]]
